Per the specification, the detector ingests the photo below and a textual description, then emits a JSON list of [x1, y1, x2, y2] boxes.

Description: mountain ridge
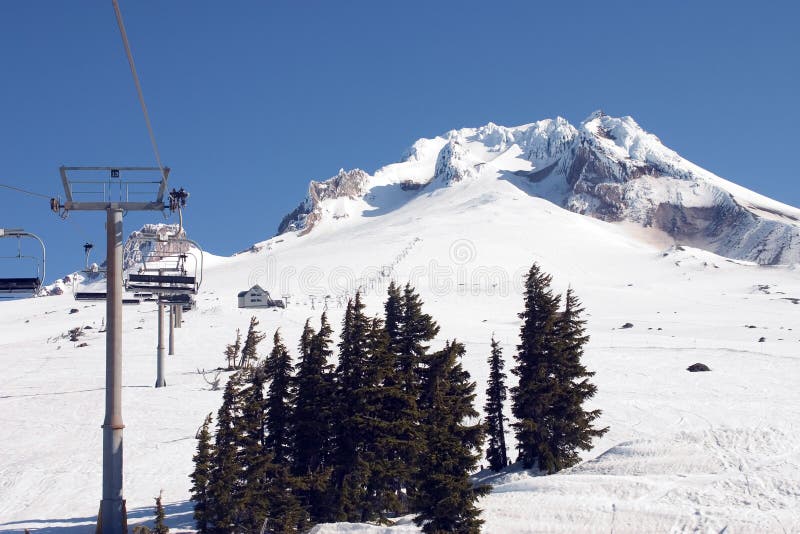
[[277, 112, 800, 265]]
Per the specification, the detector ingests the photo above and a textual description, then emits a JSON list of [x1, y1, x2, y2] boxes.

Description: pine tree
[[240, 316, 266, 369], [264, 329, 294, 464], [380, 282, 418, 514], [154, 491, 169, 533], [398, 283, 440, 397], [384, 281, 404, 357], [238, 365, 271, 530], [331, 293, 373, 521], [397, 284, 440, 504], [189, 413, 213, 533], [292, 315, 336, 522], [414, 341, 488, 534], [347, 316, 408, 523], [484, 336, 509, 472], [548, 287, 608, 472], [224, 328, 241, 370], [261, 460, 309, 534], [207, 373, 244, 530], [511, 263, 562, 471], [241, 354, 309, 533]]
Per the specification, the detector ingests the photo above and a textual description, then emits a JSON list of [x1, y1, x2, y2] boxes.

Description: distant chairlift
[[74, 243, 140, 304], [124, 232, 203, 297], [0, 228, 46, 296]]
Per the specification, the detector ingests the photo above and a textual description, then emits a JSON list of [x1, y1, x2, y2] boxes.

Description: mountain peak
[[276, 113, 800, 264]]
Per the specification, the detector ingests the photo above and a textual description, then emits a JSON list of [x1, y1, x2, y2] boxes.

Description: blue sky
[[1, 1, 798, 281]]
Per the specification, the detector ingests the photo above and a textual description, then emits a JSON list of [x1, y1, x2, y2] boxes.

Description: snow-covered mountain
[[279, 112, 800, 265], [3, 114, 800, 532]]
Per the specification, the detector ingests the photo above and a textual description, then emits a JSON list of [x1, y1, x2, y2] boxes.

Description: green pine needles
[[190, 266, 607, 532], [511, 263, 608, 474]]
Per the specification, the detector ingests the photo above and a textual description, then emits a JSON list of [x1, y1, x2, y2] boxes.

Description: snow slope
[[280, 112, 800, 265], [2, 149, 800, 532]]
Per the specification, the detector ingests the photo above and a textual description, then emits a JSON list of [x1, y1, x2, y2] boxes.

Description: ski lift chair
[[73, 243, 108, 301], [0, 229, 46, 296], [124, 232, 203, 296]]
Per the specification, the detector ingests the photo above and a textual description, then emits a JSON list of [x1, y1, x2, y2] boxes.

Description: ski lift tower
[[51, 166, 184, 532]]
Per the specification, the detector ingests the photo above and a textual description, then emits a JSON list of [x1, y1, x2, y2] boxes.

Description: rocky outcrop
[[275, 112, 800, 264], [277, 169, 370, 235]]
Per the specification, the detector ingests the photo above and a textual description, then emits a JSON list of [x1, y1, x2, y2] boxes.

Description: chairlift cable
[[111, 0, 168, 185], [0, 182, 53, 200]]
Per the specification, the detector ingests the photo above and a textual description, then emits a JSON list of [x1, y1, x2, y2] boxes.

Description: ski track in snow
[[1, 175, 800, 533]]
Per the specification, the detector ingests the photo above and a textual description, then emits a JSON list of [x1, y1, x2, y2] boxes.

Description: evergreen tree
[[355, 317, 410, 523], [414, 341, 488, 534], [238, 365, 271, 530], [292, 315, 336, 522], [380, 283, 418, 514], [264, 329, 294, 464], [484, 336, 509, 472], [261, 460, 309, 534], [206, 374, 244, 530], [397, 284, 440, 504], [154, 491, 169, 533], [398, 284, 440, 396], [511, 263, 562, 471], [548, 287, 608, 472], [224, 328, 241, 370], [239, 316, 266, 369], [383, 281, 404, 357], [331, 293, 373, 521], [189, 413, 213, 533]]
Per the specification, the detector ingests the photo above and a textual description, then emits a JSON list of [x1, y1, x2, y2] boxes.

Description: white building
[[237, 284, 285, 308]]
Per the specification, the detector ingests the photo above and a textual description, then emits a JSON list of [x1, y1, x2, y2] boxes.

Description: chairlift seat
[[128, 274, 196, 285], [0, 277, 41, 292], [159, 294, 192, 304], [75, 291, 107, 301]]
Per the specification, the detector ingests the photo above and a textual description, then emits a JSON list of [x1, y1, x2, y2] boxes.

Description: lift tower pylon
[[52, 165, 174, 533]]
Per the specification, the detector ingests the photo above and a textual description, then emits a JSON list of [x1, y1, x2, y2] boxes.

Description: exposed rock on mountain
[[278, 168, 370, 235], [277, 112, 800, 264]]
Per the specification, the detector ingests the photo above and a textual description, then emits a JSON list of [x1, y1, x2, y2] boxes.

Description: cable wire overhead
[[111, 0, 167, 184]]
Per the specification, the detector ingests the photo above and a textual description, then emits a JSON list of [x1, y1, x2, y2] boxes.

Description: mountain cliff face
[[278, 169, 370, 235], [277, 112, 800, 265]]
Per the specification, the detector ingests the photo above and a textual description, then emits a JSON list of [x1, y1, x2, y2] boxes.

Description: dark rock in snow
[[69, 308, 79, 314], [687, 363, 711, 372], [621, 322, 634, 329], [758, 337, 766, 342]]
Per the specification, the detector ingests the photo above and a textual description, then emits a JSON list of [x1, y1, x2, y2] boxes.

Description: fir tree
[[207, 373, 244, 530], [264, 329, 294, 464], [238, 365, 271, 530], [384, 281, 404, 357], [548, 287, 608, 472], [240, 316, 266, 369], [397, 284, 440, 504], [224, 328, 241, 370], [154, 491, 169, 533], [292, 315, 336, 522], [261, 460, 309, 534], [331, 293, 373, 521], [511, 263, 562, 471], [356, 317, 410, 523], [414, 341, 488, 534], [189, 413, 213, 533], [380, 283, 419, 514], [398, 283, 440, 396], [484, 336, 509, 472]]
